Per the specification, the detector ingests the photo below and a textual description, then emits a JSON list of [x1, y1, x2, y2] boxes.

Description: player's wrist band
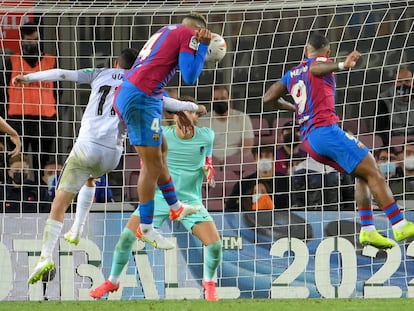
[[338, 62, 345, 70]]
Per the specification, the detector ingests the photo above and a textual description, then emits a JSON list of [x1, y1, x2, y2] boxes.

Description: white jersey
[[75, 68, 126, 148]]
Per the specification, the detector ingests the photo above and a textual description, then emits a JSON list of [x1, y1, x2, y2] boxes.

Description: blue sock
[[158, 177, 178, 206], [358, 206, 375, 227], [139, 200, 154, 224], [383, 201, 404, 226]]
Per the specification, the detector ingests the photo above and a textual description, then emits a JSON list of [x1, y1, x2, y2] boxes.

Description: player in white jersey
[[13, 48, 205, 285]]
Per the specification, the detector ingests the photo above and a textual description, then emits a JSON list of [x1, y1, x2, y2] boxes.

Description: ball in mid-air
[[205, 33, 227, 63]]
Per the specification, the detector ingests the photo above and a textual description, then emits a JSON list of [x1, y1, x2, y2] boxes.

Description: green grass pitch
[[1, 299, 414, 311]]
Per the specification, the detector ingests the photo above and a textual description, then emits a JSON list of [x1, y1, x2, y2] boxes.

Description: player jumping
[[113, 12, 212, 247], [263, 32, 414, 249]]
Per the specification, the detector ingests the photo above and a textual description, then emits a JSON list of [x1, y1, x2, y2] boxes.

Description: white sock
[[109, 276, 120, 284], [71, 185, 95, 234], [361, 225, 376, 232], [393, 219, 406, 230], [41, 218, 63, 258], [170, 200, 181, 211], [140, 223, 153, 233]]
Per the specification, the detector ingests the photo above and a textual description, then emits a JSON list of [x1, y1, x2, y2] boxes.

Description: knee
[[116, 228, 136, 250], [208, 240, 223, 256]]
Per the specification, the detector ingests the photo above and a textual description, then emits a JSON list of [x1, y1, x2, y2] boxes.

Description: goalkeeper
[[90, 101, 222, 301], [263, 32, 414, 249]]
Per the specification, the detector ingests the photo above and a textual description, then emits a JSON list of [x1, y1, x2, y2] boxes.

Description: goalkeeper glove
[[203, 156, 216, 188]]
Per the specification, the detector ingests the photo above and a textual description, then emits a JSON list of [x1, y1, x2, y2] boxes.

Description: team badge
[[189, 36, 198, 50], [153, 133, 160, 141]]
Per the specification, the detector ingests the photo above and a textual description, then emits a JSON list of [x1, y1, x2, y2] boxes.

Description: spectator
[[225, 145, 288, 212], [275, 120, 306, 176], [5, 22, 57, 176], [292, 156, 355, 210], [197, 85, 254, 164], [40, 160, 62, 201], [0, 154, 49, 212], [374, 147, 403, 201], [376, 67, 414, 146]]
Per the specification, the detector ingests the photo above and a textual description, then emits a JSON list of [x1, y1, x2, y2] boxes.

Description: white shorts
[[57, 141, 123, 194]]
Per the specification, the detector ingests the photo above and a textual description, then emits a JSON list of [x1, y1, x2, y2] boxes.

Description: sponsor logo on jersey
[[189, 36, 198, 50]]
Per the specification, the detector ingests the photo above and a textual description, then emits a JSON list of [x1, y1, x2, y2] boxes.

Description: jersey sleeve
[[280, 70, 292, 90], [178, 28, 208, 85], [76, 68, 105, 85]]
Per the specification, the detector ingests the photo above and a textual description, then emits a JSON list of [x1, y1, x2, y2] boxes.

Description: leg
[[64, 178, 96, 245], [354, 153, 414, 242], [89, 215, 140, 299], [355, 177, 396, 248], [28, 189, 76, 284], [135, 144, 163, 231], [192, 221, 222, 301]]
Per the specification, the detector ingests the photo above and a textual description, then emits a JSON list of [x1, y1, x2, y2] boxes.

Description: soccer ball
[[205, 33, 227, 63]]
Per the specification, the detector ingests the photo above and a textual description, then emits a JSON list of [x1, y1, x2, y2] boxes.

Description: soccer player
[[14, 48, 205, 285], [113, 12, 212, 246], [89, 106, 222, 301], [263, 32, 414, 249]]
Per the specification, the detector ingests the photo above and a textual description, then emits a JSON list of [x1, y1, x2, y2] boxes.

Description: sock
[[358, 206, 375, 232], [203, 240, 223, 281], [158, 177, 180, 210], [382, 201, 405, 228], [109, 227, 136, 284], [71, 185, 95, 234], [139, 200, 154, 225], [41, 218, 63, 258]]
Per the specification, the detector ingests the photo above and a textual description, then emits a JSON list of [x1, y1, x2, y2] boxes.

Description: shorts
[[57, 141, 122, 194], [303, 124, 369, 174], [132, 197, 213, 232], [114, 81, 163, 147]]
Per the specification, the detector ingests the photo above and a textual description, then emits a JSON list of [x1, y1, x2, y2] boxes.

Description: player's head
[[20, 22, 40, 56], [306, 32, 330, 58], [116, 48, 138, 69], [396, 67, 413, 87], [182, 12, 207, 30]]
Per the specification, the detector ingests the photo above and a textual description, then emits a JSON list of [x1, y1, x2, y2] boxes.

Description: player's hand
[[176, 111, 194, 136], [344, 51, 360, 69], [196, 28, 212, 45], [8, 134, 21, 158], [197, 104, 207, 115], [203, 156, 216, 188], [12, 75, 29, 86]]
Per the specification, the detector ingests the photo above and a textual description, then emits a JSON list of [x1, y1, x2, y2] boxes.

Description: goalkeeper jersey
[[155, 125, 214, 206]]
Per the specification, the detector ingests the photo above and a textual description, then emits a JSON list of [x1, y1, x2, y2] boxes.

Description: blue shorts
[[303, 124, 369, 174], [114, 81, 163, 146]]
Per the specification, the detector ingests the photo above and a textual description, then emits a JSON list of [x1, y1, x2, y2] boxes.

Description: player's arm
[[13, 68, 79, 85], [179, 29, 211, 85], [0, 116, 21, 158], [263, 81, 296, 112], [310, 50, 361, 76], [163, 96, 199, 112]]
